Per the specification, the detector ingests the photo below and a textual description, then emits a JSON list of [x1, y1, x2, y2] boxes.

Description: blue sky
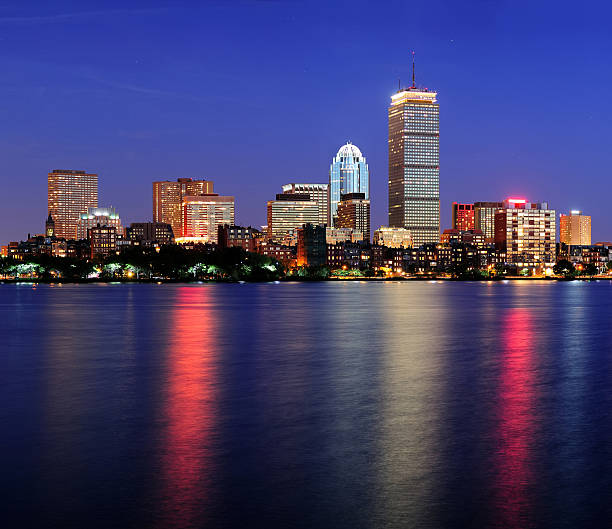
[[1, 0, 611, 243]]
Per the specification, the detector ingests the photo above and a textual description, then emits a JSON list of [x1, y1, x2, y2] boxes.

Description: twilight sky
[[1, 0, 611, 243]]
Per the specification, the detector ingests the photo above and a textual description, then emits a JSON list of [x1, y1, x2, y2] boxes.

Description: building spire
[[411, 50, 416, 88]]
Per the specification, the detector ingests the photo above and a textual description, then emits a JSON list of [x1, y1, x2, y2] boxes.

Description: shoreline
[[1, 276, 610, 285]]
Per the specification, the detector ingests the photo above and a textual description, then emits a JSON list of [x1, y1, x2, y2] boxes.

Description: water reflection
[[157, 286, 218, 527], [494, 307, 537, 528]]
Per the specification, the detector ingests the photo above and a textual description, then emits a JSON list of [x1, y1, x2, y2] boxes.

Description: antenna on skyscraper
[[411, 50, 416, 88], [398, 78, 401, 90]]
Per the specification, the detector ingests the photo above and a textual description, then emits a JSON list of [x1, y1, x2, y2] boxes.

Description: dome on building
[[336, 142, 363, 159]]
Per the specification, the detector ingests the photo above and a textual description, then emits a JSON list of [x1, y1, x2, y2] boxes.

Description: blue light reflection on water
[[1, 281, 612, 528]]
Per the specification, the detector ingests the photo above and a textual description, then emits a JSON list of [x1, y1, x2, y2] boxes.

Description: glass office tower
[[388, 82, 439, 246], [329, 142, 369, 226]]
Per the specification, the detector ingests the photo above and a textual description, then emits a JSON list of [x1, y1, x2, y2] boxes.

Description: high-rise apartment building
[[452, 203, 475, 231], [153, 178, 213, 238], [281, 183, 329, 226], [329, 143, 369, 226], [560, 211, 591, 246], [388, 66, 439, 246], [494, 198, 556, 269], [336, 192, 371, 242], [48, 170, 98, 239], [474, 201, 503, 243], [76, 206, 123, 240], [181, 195, 234, 244], [267, 193, 319, 242]]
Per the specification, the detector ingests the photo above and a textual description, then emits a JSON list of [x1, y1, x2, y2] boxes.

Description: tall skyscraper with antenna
[[388, 53, 439, 246]]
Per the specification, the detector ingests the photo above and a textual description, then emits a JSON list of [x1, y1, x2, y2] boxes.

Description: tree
[[553, 259, 575, 278], [582, 263, 598, 277]]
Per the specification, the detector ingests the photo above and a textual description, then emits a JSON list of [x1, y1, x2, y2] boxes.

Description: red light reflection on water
[[494, 308, 537, 528], [157, 287, 217, 527]]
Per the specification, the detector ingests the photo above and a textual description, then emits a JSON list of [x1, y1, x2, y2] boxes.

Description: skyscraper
[[474, 201, 504, 243], [153, 178, 214, 238], [336, 193, 371, 242], [329, 143, 369, 226], [181, 195, 235, 244], [48, 169, 98, 239], [281, 183, 329, 226], [494, 198, 556, 270], [451, 203, 475, 231], [560, 211, 591, 246], [388, 60, 439, 246], [267, 193, 319, 242]]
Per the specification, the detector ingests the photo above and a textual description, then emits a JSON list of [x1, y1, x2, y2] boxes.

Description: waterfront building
[[329, 143, 369, 226], [325, 227, 363, 245], [48, 169, 98, 239], [560, 210, 591, 246], [474, 201, 503, 243], [254, 240, 296, 266], [76, 206, 123, 240], [388, 64, 439, 246], [373, 226, 413, 249], [267, 193, 319, 242], [494, 198, 556, 271], [281, 183, 329, 226], [89, 225, 117, 259], [451, 203, 475, 231], [153, 178, 214, 238], [180, 195, 234, 244], [336, 192, 371, 242], [440, 229, 485, 247], [218, 225, 261, 251], [127, 222, 174, 246], [297, 224, 327, 267]]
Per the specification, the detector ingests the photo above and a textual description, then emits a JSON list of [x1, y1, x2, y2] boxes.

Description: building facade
[[181, 195, 235, 244], [336, 193, 371, 242], [451, 203, 475, 231], [48, 169, 98, 239], [76, 206, 123, 240], [440, 229, 485, 247], [218, 225, 260, 251], [325, 227, 363, 245], [297, 224, 327, 267], [267, 194, 319, 242], [89, 225, 117, 259], [281, 183, 329, 226], [494, 198, 556, 270], [329, 143, 369, 226], [373, 226, 413, 249], [560, 210, 591, 246], [127, 222, 174, 246], [153, 178, 213, 238], [388, 79, 439, 246], [474, 201, 503, 243]]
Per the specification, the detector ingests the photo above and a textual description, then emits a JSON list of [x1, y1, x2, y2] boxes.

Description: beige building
[[560, 211, 591, 246], [267, 194, 319, 242], [153, 178, 213, 238], [179, 195, 234, 244], [494, 198, 556, 270], [373, 226, 413, 248], [325, 227, 363, 245], [281, 183, 329, 226], [388, 76, 439, 246], [474, 201, 503, 243], [48, 170, 98, 239]]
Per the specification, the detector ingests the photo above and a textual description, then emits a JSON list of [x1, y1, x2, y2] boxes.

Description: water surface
[[1, 281, 612, 528]]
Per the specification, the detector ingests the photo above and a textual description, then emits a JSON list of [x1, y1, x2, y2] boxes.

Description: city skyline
[[1, 2, 611, 244]]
